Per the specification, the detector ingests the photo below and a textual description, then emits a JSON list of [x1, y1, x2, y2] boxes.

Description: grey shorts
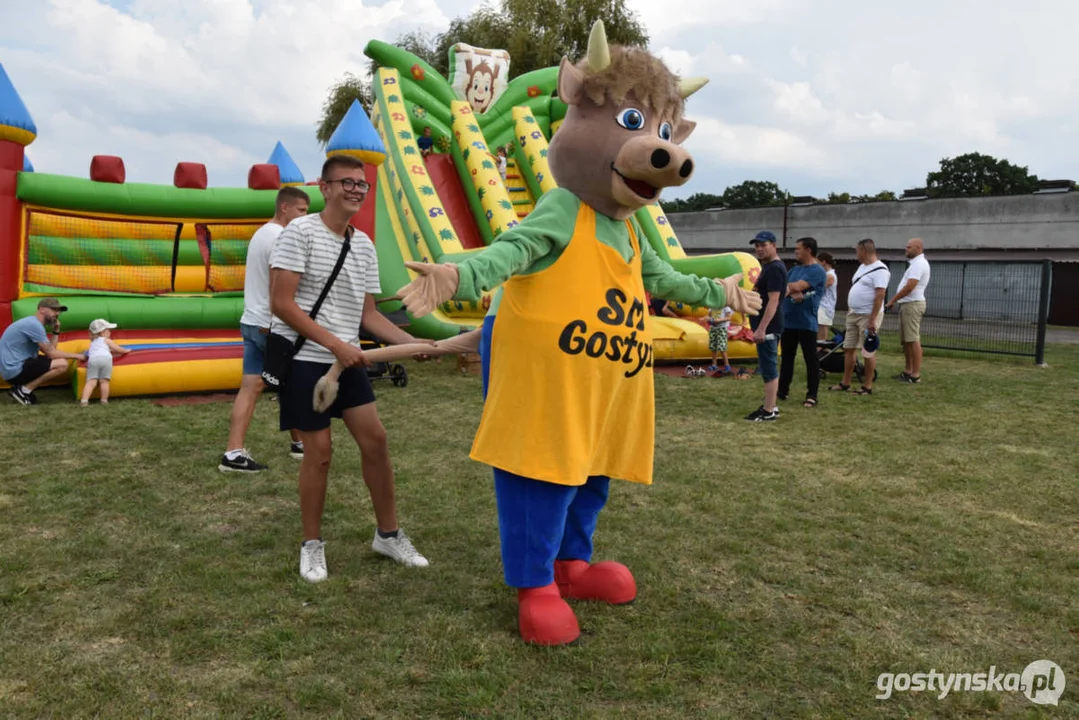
[[86, 355, 113, 380]]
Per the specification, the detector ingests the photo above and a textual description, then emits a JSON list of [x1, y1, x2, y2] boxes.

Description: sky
[[1, 0, 1076, 201]]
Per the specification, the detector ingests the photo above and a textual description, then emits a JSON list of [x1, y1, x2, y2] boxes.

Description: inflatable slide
[[0, 41, 760, 400], [361, 40, 763, 358]]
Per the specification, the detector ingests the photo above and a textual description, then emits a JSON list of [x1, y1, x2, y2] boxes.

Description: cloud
[[2, 0, 1078, 202], [687, 116, 835, 174], [2, 0, 462, 183]]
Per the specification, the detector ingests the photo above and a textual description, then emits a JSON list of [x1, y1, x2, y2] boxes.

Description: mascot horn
[[399, 20, 762, 646]]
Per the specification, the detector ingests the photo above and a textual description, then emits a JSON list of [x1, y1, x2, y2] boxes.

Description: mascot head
[[547, 20, 709, 221]]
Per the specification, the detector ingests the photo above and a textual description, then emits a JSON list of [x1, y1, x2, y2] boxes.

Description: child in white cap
[[81, 318, 131, 406]]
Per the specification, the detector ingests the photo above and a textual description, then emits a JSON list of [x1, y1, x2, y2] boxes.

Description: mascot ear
[[672, 118, 697, 145], [557, 56, 585, 106]]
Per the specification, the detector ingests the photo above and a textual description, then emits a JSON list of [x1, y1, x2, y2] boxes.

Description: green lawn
[[1, 346, 1076, 718]]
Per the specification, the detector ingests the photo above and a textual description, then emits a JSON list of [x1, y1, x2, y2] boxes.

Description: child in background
[[496, 146, 508, 181], [707, 305, 734, 374], [80, 318, 131, 406]]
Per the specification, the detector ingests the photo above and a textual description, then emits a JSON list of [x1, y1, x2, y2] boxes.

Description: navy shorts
[[756, 336, 779, 382], [241, 323, 267, 376], [279, 359, 376, 432]]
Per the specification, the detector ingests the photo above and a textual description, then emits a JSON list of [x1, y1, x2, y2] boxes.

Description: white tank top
[[88, 336, 111, 359]]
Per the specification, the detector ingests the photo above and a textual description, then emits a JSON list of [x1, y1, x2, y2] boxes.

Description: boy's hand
[[332, 341, 369, 368]]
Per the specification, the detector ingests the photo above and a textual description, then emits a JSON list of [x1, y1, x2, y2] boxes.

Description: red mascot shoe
[[554, 559, 637, 605], [517, 583, 581, 646]]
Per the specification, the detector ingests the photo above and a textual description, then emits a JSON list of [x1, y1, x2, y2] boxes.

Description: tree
[[925, 152, 1039, 198], [370, 0, 649, 82], [366, 30, 444, 78], [863, 190, 897, 202], [316, 73, 373, 148], [495, 0, 648, 79], [721, 180, 787, 210], [659, 192, 724, 213]]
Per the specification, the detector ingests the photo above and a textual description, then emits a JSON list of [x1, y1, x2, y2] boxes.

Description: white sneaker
[[372, 529, 429, 568], [299, 539, 328, 582]]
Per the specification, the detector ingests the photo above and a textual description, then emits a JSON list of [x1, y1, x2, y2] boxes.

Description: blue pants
[[479, 316, 611, 588]]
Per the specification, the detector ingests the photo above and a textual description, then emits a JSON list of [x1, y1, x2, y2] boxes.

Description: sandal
[[853, 386, 873, 395], [828, 383, 850, 392], [803, 398, 817, 408]]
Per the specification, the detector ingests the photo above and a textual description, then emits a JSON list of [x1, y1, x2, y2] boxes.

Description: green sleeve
[[640, 238, 727, 308], [455, 189, 580, 301]]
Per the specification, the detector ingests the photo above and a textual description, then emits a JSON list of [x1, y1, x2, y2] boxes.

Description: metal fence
[[872, 259, 1051, 363]]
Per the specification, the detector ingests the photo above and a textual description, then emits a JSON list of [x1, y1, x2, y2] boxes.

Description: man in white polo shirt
[[830, 238, 889, 395], [886, 237, 931, 383], [219, 186, 310, 473], [270, 154, 435, 583]]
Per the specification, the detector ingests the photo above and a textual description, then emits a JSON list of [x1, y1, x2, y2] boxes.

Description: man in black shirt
[[746, 231, 787, 421]]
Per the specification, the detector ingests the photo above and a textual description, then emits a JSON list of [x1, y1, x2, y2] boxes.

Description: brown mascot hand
[[715, 273, 763, 316], [400, 262, 460, 318]]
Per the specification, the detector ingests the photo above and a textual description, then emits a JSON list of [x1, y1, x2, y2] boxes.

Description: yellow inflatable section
[[452, 101, 519, 239]]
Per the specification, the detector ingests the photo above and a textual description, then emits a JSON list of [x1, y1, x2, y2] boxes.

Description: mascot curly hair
[[400, 20, 762, 646]]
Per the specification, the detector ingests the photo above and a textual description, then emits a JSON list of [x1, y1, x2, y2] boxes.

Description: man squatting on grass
[[219, 186, 310, 473], [1, 298, 87, 405], [269, 155, 435, 582]]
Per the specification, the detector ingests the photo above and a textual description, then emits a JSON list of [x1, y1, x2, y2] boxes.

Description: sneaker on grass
[[300, 539, 327, 583], [372, 529, 429, 567], [744, 405, 779, 422], [218, 449, 267, 473], [289, 441, 304, 459], [8, 386, 32, 405]]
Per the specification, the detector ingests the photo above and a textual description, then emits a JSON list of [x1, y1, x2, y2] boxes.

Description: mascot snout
[[611, 136, 695, 205]]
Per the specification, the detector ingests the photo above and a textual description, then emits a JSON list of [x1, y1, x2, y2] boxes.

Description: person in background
[[417, 126, 434, 157], [219, 187, 311, 473], [706, 305, 733, 374], [886, 237, 930, 383], [80, 318, 130, 406], [830, 238, 890, 395], [778, 237, 826, 408], [496, 146, 508, 181], [745, 231, 786, 421], [0, 298, 86, 405], [816, 252, 837, 341], [647, 294, 680, 318]]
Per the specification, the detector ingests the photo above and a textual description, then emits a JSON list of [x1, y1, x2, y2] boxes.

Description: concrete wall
[[668, 192, 1079, 251]]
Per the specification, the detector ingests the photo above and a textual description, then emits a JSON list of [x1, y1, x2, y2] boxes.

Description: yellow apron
[[470, 203, 655, 486]]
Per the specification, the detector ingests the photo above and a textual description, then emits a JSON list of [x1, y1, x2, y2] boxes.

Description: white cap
[[89, 318, 118, 335]]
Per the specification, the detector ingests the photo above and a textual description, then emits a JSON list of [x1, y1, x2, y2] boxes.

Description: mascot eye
[[659, 122, 672, 141], [615, 108, 646, 131]]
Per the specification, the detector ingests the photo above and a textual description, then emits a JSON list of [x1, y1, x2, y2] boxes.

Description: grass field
[[1, 345, 1076, 719]]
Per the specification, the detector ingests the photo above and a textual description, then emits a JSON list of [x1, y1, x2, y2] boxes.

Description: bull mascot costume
[[400, 20, 762, 646]]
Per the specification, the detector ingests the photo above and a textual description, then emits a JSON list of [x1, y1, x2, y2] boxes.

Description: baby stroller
[[357, 308, 410, 388], [817, 329, 877, 384]]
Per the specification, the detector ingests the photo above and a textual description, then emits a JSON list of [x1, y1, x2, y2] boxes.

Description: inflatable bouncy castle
[[0, 41, 759, 400]]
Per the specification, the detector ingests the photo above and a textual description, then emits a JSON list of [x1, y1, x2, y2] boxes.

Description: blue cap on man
[[749, 230, 776, 245]]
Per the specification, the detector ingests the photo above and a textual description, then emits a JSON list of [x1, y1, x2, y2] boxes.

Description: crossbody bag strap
[[289, 225, 353, 353], [854, 265, 885, 287]]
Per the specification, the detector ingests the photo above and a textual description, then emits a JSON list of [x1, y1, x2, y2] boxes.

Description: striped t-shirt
[[268, 213, 381, 364]]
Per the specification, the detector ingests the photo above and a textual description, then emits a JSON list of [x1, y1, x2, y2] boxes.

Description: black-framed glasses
[[325, 178, 370, 192]]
